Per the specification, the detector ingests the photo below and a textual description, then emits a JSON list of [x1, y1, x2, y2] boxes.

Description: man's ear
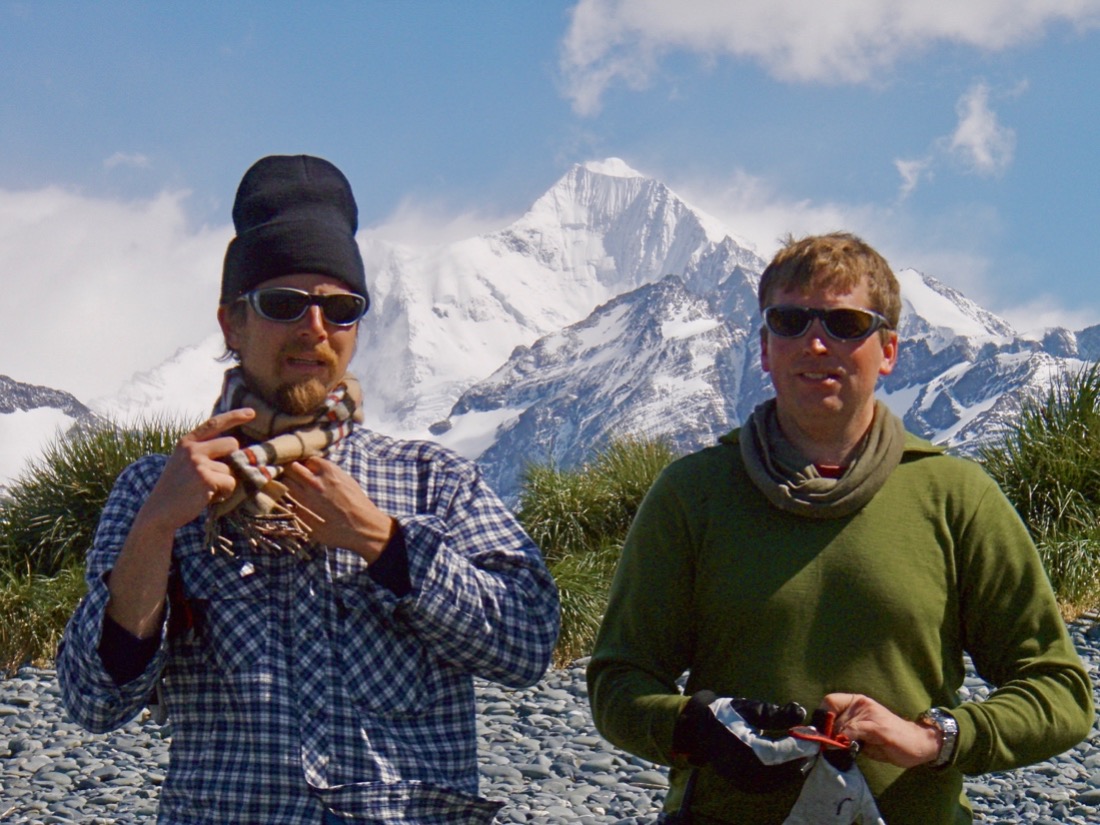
[[760, 326, 771, 374], [878, 330, 899, 376], [217, 304, 240, 351]]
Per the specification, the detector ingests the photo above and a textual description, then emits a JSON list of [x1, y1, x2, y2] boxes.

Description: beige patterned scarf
[[205, 366, 363, 556], [739, 399, 905, 519]]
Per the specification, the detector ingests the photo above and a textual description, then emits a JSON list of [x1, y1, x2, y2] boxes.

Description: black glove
[[673, 690, 809, 793]]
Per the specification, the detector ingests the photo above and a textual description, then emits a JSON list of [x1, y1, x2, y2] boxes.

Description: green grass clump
[[6, 361, 1100, 677], [0, 563, 86, 675], [980, 362, 1100, 615], [0, 417, 196, 577], [518, 438, 678, 664], [0, 416, 195, 672]]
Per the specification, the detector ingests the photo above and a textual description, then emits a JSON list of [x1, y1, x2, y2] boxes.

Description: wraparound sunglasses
[[239, 287, 368, 327], [762, 305, 891, 342]]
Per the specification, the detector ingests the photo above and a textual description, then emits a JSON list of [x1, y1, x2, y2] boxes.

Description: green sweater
[[587, 431, 1094, 825]]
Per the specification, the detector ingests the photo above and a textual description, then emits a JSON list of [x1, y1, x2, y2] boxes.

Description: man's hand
[[282, 456, 396, 563], [820, 693, 941, 768], [143, 408, 256, 533], [106, 408, 254, 638], [673, 690, 812, 792]]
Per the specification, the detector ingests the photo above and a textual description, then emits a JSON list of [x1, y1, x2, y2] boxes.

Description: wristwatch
[[917, 708, 959, 768]]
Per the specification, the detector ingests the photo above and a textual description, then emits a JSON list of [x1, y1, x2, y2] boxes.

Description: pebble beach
[[2, 620, 1099, 824]]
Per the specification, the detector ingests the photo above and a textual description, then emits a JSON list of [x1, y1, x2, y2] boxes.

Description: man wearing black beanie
[[58, 155, 561, 824]]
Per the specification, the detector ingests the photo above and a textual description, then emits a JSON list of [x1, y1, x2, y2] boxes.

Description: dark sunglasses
[[763, 305, 891, 341], [240, 287, 368, 327]]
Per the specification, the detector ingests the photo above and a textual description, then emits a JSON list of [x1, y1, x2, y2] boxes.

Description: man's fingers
[[206, 480, 237, 505], [190, 407, 256, 442], [820, 692, 858, 713], [284, 460, 313, 479], [178, 408, 255, 462], [301, 455, 332, 474]]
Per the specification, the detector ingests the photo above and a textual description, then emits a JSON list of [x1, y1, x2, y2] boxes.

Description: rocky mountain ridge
[[0, 375, 101, 489], [4, 160, 1098, 498]]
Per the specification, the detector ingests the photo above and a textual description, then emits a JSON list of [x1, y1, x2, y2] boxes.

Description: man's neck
[[775, 408, 874, 467]]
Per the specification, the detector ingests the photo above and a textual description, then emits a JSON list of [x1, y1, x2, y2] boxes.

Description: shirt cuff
[[98, 611, 161, 687], [367, 521, 412, 597]]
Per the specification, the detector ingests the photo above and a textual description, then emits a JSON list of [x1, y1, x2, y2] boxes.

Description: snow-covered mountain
[[352, 158, 765, 434], [96, 158, 767, 432], [431, 258, 1100, 500], [430, 275, 745, 496], [4, 159, 1099, 500], [91, 334, 225, 424], [0, 375, 101, 489]]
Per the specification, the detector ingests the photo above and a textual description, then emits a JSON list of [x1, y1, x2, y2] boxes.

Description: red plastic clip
[[788, 711, 857, 751]]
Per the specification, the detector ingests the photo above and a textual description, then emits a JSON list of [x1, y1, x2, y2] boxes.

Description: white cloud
[[893, 80, 1016, 196], [695, 179, 1090, 332], [104, 152, 151, 170], [671, 166, 884, 261], [561, 0, 1100, 113], [895, 156, 933, 199], [666, 164, 1097, 329], [997, 295, 1100, 336], [0, 186, 521, 405], [944, 82, 1016, 175], [0, 186, 228, 401], [1, 165, 1089, 414], [361, 196, 518, 247]]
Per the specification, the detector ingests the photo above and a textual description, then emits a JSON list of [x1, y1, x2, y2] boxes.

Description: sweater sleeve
[[948, 475, 1094, 774], [586, 466, 695, 767]]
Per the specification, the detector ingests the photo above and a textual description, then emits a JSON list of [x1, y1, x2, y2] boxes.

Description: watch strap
[[917, 708, 958, 768]]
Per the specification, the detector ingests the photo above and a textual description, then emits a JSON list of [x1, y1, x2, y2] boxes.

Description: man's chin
[[275, 378, 330, 416]]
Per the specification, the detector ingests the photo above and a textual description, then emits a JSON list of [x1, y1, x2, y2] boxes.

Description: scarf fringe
[[206, 502, 314, 559], [204, 367, 362, 556]]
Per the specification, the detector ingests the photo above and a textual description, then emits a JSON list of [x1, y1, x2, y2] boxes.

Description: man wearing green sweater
[[587, 232, 1094, 824]]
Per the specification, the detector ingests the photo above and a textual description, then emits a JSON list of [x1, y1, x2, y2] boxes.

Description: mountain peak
[[0, 375, 102, 488], [0, 374, 92, 418], [582, 158, 644, 178], [13, 160, 1091, 500]]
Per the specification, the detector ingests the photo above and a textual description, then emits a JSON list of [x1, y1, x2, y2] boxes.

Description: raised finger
[[189, 407, 255, 442]]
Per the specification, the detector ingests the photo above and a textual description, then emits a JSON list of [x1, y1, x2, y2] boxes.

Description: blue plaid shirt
[[58, 428, 560, 824]]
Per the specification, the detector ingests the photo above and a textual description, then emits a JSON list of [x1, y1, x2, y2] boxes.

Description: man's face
[[218, 273, 359, 415], [760, 277, 898, 449]]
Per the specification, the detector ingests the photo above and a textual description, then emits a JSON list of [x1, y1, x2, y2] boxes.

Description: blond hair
[[758, 232, 901, 331]]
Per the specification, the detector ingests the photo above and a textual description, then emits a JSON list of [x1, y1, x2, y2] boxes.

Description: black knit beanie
[[220, 154, 369, 307]]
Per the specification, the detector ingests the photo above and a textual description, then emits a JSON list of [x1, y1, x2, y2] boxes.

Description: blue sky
[[3, 0, 1100, 400]]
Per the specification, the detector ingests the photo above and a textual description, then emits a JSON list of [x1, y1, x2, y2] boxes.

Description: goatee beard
[[275, 379, 330, 416], [252, 343, 341, 416]]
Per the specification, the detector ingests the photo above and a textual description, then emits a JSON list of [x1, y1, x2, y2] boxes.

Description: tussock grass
[[519, 438, 679, 561], [0, 416, 194, 671], [0, 416, 196, 576], [0, 563, 86, 675], [545, 539, 623, 665], [980, 362, 1100, 616], [5, 367, 1100, 677], [518, 438, 679, 665]]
